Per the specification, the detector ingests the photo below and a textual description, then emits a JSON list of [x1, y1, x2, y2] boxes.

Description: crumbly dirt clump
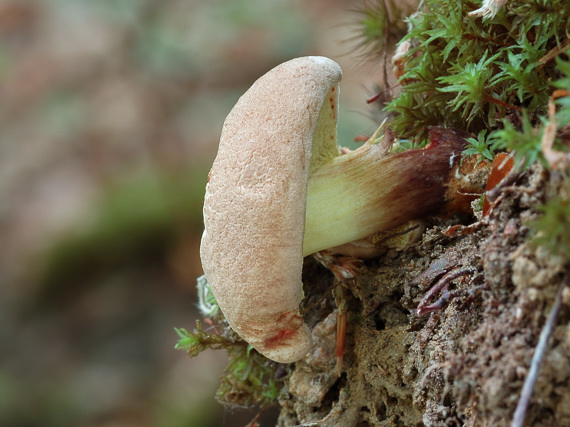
[[277, 165, 570, 426]]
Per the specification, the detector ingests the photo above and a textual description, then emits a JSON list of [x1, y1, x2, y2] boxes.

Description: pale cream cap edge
[[200, 56, 342, 363]]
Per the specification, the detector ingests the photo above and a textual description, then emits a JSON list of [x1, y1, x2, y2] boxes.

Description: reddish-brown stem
[[484, 93, 522, 111], [336, 309, 346, 377]]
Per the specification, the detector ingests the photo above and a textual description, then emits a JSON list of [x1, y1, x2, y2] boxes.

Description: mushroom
[[200, 56, 478, 363]]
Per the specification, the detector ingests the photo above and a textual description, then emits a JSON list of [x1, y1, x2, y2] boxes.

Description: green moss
[[350, 0, 413, 56], [361, 0, 570, 142], [462, 129, 495, 164], [176, 276, 285, 407], [530, 186, 570, 259], [490, 50, 570, 170], [175, 320, 286, 408]]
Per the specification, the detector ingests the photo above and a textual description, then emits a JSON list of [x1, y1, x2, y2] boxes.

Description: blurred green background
[[0, 0, 380, 425]]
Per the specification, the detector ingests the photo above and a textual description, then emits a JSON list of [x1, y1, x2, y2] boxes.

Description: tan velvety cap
[[200, 56, 342, 363]]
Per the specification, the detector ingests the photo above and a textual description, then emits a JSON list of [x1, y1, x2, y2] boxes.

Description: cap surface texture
[[200, 56, 342, 363]]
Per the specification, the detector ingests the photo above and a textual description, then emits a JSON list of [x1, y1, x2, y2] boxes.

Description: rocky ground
[[276, 164, 570, 426]]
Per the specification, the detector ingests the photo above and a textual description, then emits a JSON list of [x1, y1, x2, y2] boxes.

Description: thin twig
[[511, 278, 566, 427], [381, 0, 391, 98], [416, 267, 476, 315], [538, 38, 570, 65], [484, 93, 522, 111]]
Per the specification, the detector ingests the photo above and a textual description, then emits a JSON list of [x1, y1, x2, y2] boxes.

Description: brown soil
[[277, 164, 570, 426]]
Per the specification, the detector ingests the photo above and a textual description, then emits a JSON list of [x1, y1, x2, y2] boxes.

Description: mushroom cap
[[200, 56, 342, 363]]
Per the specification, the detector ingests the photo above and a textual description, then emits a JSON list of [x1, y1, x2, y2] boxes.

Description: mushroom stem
[[303, 129, 470, 256]]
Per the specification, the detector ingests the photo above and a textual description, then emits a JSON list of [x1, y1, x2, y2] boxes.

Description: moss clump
[[175, 278, 286, 408], [361, 0, 569, 143], [350, 0, 414, 57], [175, 323, 286, 408]]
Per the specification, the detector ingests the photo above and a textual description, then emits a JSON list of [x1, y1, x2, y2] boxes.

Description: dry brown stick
[[511, 278, 566, 427], [538, 38, 570, 65]]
